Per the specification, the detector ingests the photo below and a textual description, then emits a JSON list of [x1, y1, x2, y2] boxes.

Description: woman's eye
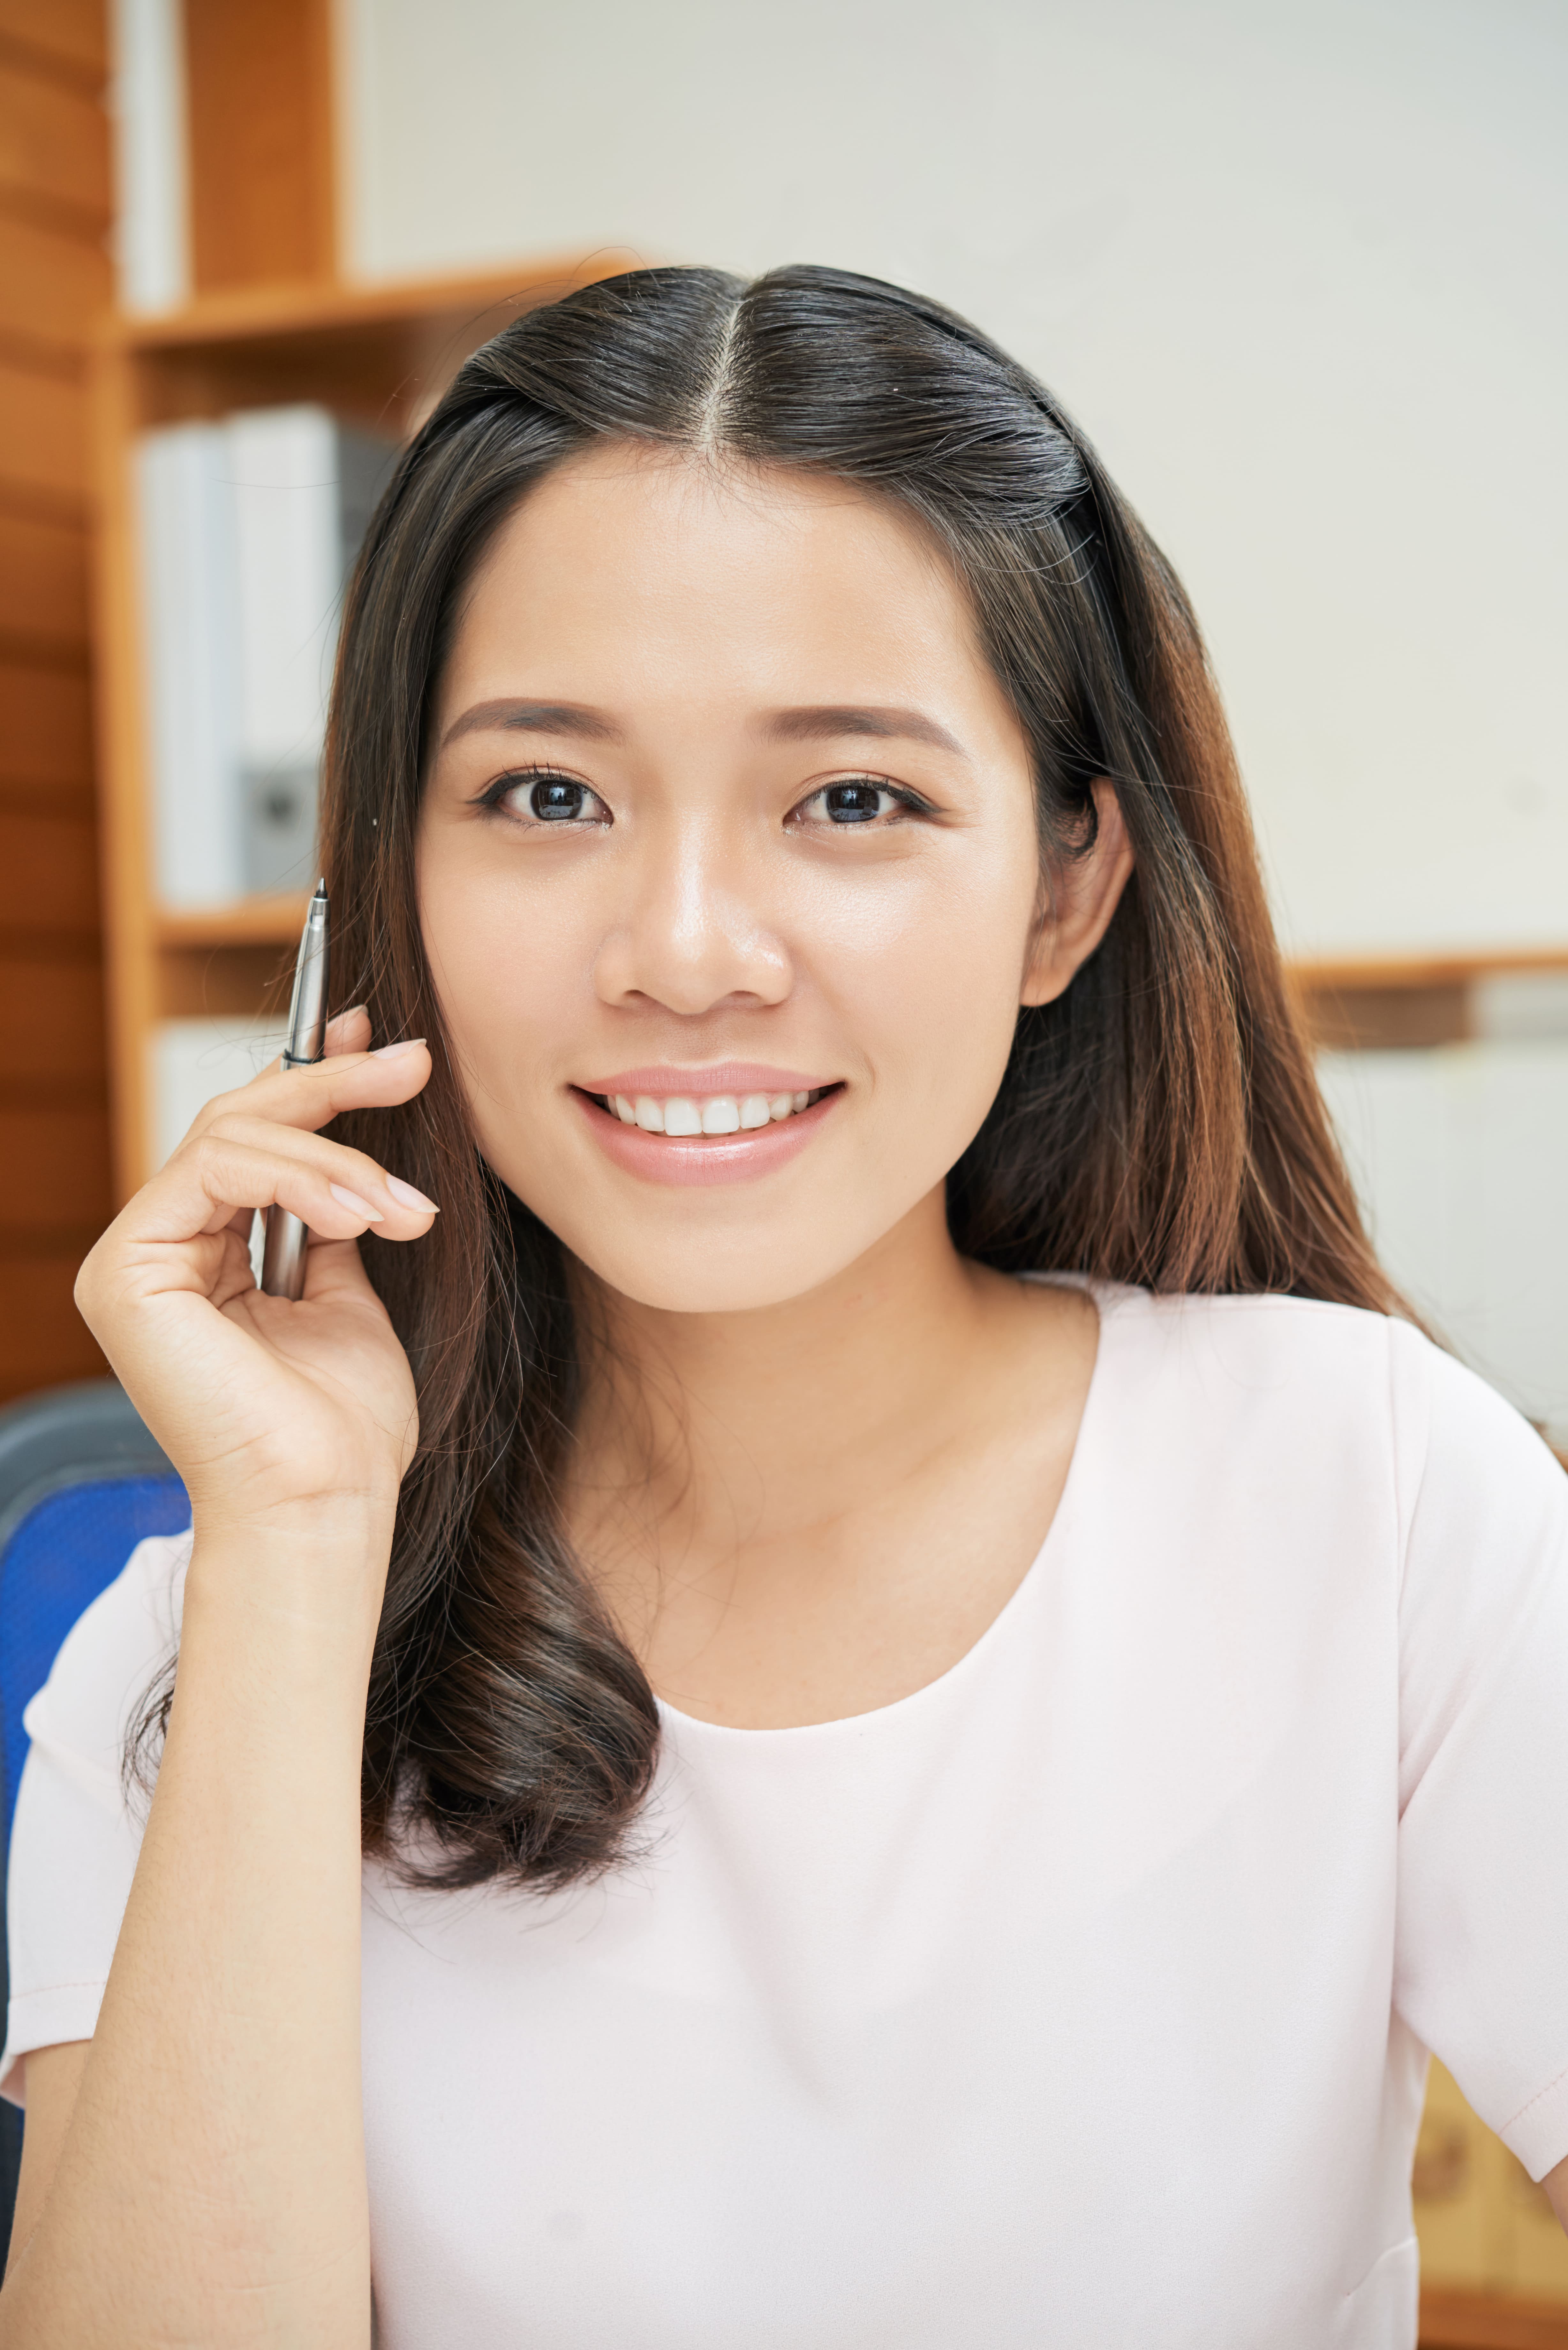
[[490, 773, 610, 825], [530, 778, 592, 822], [797, 780, 912, 827]]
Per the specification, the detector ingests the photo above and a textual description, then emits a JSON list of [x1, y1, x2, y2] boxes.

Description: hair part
[[130, 264, 1408, 1889]]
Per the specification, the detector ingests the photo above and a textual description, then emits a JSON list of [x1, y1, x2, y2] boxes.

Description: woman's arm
[[0, 1018, 433, 2347], [2, 1518, 385, 2346], [5, 2046, 87, 2275]]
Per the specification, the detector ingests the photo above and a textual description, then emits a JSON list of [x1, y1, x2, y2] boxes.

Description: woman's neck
[[571, 1187, 984, 1525], [563, 1188, 1100, 1728]]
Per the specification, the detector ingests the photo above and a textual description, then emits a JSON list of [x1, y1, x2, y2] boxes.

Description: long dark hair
[[303, 266, 1402, 1889]]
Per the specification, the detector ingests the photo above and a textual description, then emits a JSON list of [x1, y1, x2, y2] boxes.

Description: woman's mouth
[[583, 1086, 833, 1135], [569, 1070, 844, 1186]]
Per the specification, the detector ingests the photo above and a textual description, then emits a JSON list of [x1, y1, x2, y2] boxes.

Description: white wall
[[340, 0, 1568, 963]]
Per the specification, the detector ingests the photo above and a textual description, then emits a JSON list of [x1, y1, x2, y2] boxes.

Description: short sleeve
[[1393, 1325, 1568, 2178], [0, 1530, 190, 2106]]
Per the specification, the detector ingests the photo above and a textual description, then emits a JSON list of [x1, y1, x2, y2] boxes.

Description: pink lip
[[576, 1063, 832, 1099], [572, 1084, 841, 1187]]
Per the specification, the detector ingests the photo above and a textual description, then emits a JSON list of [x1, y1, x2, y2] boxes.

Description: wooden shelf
[[109, 255, 647, 353], [155, 892, 310, 948], [1289, 949, 1568, 1052], [97, 251, 644, 444]]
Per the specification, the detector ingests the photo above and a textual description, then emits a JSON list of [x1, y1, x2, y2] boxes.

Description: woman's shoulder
[[1056, 1275, 1562, 1518], [23, 1527, 192, 1808], [1089, 1275, 1457, 1392]]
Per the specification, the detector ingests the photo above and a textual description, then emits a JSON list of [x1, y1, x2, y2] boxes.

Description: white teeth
[[611, 1087, 828, 1135]]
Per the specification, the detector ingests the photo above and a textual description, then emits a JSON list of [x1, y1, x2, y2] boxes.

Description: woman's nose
[[592, 820, 792, 1016]]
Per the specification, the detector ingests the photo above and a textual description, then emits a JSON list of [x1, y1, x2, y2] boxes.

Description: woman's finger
[[210, 1225, 264, 1312], [187, 1038, 433, 1144], [323, 1004, 372, 1059], [295, 1232, 387, 1309], [196, 1111, 436, 1232], [85, 1133, 435, 1302], [218, 1231, 378, 1321]]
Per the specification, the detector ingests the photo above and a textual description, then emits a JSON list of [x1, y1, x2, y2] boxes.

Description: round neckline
[[654, 1273, 1130, 1743]]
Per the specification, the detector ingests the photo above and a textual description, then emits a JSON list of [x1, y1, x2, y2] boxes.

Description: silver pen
[[260, 881, 330, 1300]]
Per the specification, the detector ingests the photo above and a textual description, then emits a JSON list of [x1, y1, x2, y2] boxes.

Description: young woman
[[3, 266, 1566, 2349]]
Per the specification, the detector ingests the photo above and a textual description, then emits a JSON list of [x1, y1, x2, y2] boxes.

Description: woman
[[3, 265, 1565, 2348]]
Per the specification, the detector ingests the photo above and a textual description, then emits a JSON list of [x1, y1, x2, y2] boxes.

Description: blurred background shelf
[[155, 892, 313, 949], [1290, 952, 1568, 1054]]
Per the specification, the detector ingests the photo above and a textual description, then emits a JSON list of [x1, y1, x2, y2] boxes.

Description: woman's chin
[[559, 1231, 877, 1320], [489, 1111, 964, 1319]]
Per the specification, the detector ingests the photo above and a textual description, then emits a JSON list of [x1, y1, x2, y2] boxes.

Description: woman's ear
[[1020, 778, 1135, 1007]]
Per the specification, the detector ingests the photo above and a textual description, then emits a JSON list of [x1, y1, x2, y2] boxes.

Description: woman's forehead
[[439, 445, 1007, 742]]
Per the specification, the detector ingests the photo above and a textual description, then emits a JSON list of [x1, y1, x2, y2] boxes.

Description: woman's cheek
[[820, 863, 1034, 1140], [425, 884, 584, 1141]]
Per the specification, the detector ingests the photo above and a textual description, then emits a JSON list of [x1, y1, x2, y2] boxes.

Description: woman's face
[[418, 444, 1114, 1314]]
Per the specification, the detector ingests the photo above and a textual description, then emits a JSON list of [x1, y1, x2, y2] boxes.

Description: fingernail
[[386, 1175, 439, 1213], [329, 1183, 385, 1223], [373, 1038, 427, 1059], [328, 1004, 367, 1028]]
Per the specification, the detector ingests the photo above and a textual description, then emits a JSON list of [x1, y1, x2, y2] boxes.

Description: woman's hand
[[5, 1011, 426, 2349], [74, 1006, 437, 1549]]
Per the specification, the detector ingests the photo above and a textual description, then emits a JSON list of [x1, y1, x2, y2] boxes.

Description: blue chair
[[0, 1381, 187, 2263]]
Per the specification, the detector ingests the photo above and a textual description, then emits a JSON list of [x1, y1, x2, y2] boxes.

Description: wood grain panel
[[185, 0, 335, 291], [0, 0, 105, 82], [0, 951, 104, 1080], [0, 805, 100, 932], [0, 58, 108, 222], [0, 359, 87, 505], [0, 506, 86, 639], [0, 1101, 109, 1223], [0, 660, 92, 785], [0, 210, 109, 351], [0, 0, 109, 1403], [0, 1253, 105, 1401]]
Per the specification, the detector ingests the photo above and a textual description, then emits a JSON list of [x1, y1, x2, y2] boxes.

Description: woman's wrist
[[188, 1476, 401, 1553], [182, 1512, 397, 1663]]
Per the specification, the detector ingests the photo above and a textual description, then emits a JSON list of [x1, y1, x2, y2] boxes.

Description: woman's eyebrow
[[759, 705, 966, 755], [437, 698, 965, 756], [439, 699, 624, 751]]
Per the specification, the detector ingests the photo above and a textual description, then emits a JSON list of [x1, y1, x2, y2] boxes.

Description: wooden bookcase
[[87, 257, 635, 1192]]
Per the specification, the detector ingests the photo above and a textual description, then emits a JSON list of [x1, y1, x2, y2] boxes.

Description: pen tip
[[313, 879, 327, 899]]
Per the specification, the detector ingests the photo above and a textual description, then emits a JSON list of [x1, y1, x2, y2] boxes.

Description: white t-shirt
[[6, 1282, 1568, 2348]]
